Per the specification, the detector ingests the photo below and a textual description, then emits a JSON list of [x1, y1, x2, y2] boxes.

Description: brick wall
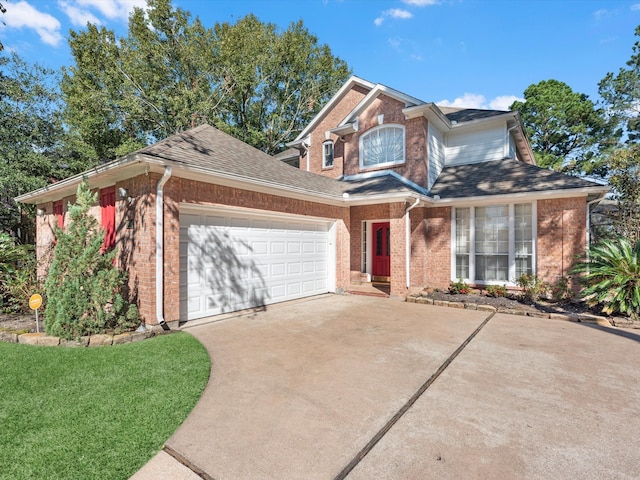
[[306, 84, 369, 177], [537, 197, 587, 289], [425, 206, 452, 289], [305, 89, 429, 188], [409, 207, 428, 288]]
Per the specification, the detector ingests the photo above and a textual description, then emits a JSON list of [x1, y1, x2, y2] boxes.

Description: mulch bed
[[417, 289, 638, 329]]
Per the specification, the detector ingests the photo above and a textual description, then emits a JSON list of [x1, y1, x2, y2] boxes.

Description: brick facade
[[536, 197, 587, 288], [425, 206, 452, 289], [305, 91, 429, 188]]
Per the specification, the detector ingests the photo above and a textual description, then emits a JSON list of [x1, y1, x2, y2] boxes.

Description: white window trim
[[323, 139, 334, 169], [359, 124, 406, 170], [450, 201, 537, 285]]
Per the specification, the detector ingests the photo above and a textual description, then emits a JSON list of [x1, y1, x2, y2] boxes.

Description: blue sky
[[2, 0, 640, 110]]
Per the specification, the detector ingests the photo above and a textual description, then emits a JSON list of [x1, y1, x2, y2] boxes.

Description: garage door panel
[[180, 209, 332, 320]]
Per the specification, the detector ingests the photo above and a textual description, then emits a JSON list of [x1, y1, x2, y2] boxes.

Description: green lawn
[[0, 332, 210, 480]]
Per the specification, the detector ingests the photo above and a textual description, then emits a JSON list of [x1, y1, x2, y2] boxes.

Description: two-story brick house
[[17, 76, 608, 328]]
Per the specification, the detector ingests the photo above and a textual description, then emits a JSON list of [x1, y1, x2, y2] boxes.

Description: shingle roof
[[442, 108, 510, 124], [137, 124, 345, 197], [341, 174, 425, 197], [429, 159, 605, 199]]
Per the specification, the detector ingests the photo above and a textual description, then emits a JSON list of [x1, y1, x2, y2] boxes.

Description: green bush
[[486, 284, 508, 297], [550, 276, 575, 302], [449, 278, 471, 295], [517, 273, 548, 303], [0, 234, 39, 313], [572, 238, 640, 320], [44, 181, 139, 339]]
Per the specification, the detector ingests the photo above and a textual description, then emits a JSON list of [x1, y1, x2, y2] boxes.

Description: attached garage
[[180, 206, 336, 320]]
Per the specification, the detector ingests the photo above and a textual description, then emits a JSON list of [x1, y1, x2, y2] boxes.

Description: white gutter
[[155, 166, 172, 326], [405, 198, 421, 288]]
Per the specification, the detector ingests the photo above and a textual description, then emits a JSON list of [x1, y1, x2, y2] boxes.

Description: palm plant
[[572, 238, 640, 320]]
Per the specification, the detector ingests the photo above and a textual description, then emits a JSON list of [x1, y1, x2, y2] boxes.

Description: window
[[360, 125, 405, 168], [100, 186, 116, 252], [323, 140, 334, 168], [453, 203, 534, 284]]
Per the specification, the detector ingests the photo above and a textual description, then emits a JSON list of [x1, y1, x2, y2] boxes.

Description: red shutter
[[53, 201, 64, 229], [100, 187, 116, 252]]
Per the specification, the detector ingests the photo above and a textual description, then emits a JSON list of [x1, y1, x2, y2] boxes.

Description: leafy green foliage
[[510, 79, 613, 173], [449, 278, 471, 294], [549, 277, 574, 302], [61, 0, 351, 160], [486, 284, 508, 298], [602, 146, 640, 244], [517, 273, 548, 303], [0, 333, 210, 479], [0, 233, 39, 312], [572, 238, 640, 320], [43, 182, 138, 339], [599, 25, 640, 144], [0, 51, 94, 242]]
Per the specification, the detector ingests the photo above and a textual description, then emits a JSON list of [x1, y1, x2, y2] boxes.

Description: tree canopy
[[510, 79, 613, 173], [61, 0, 351, 162]]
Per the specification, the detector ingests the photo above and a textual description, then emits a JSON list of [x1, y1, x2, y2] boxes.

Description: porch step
[[347, 283, 390, 298]]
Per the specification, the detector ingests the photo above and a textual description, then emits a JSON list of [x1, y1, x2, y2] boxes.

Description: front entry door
[[372, 222, 391, 279]]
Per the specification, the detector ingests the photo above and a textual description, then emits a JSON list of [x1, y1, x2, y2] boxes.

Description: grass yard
[[0, 332, 210, 480]]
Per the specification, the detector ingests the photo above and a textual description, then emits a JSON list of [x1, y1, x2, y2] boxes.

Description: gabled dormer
[[288, 76, 535, 193], [404, 103, 535, 190]]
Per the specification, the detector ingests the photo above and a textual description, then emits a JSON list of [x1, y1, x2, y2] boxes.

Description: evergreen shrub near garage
[[44, 181, 139, 339]]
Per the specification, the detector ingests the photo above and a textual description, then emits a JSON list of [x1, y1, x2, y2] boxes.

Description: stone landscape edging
[[406, 294, 613, 327], [0, 329, 159, 347]]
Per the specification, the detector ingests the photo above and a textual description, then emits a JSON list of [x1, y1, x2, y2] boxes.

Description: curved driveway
[[133, 295, 640, 480]]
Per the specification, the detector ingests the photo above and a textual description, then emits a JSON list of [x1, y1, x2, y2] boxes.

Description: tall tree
[[0, 53, 65, 242], [510, 79, 613, 173], [599, 25, 640, 143], [62, 0, 351, 160]]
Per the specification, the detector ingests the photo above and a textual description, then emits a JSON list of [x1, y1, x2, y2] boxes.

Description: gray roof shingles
[[429, 159, 604, 199], [137, 124, 345, 198], [135, 125, 604, 202]]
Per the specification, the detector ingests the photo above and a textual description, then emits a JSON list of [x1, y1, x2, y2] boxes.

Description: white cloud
[[402, 0, 439, 5], [438, 93, 487, 109], [632, 3, 640, 10], [74, 0, 147, 22], [6, 1, 63, 46], [437, 93, 523, 110], [374, 8, 412, 26], [489, 95, 523, 110], [58, 1, 101, 26]]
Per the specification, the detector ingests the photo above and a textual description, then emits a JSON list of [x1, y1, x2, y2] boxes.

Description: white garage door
[[180, 208, 334, 320]]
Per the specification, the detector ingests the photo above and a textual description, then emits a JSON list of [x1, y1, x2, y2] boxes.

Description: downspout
[[156, 167, 172, 326], [405, 198, 421, 288]]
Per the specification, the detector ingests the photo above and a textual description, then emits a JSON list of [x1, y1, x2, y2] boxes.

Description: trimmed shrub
[[486, 284, 508, 298], [449, 278, 471, 295], [517, 273, 548, 303], [550, 277, 574, 302], [44, 181, 139, 339], [572, 238, 640, 320]]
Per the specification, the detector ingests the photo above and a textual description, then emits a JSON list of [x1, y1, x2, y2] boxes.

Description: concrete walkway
[[132, 295, 640, 480]]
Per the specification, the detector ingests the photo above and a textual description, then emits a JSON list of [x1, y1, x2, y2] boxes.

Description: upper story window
[[360, 125, 405, 169], [323, 139, 334, 168]]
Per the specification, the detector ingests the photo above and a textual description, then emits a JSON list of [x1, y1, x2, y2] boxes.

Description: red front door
[[372, 222, 391, 277]]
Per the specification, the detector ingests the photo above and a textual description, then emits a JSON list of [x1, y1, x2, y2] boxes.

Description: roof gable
[[292, 76, 375, 143]]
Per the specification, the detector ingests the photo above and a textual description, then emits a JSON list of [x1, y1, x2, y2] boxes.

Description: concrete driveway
[[132, 295, 640, 480]]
